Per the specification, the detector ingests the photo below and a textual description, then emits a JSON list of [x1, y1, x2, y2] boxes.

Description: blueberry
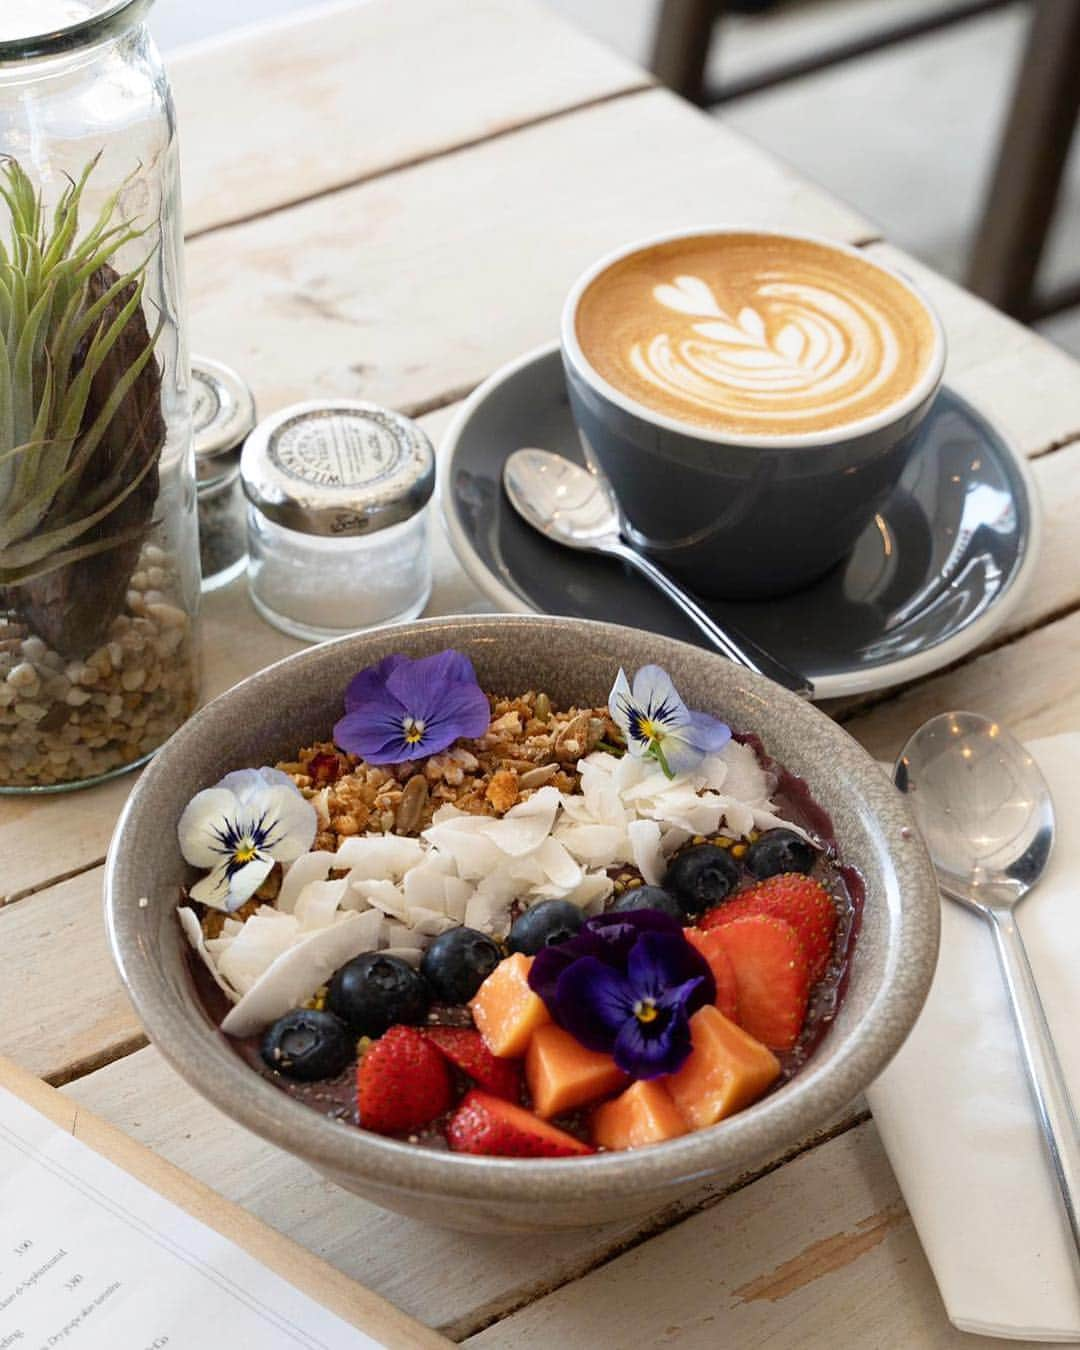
[[610, 885, 684, 920], [327, 953, 430, 1036], [663, 844, 740, 916], [747, 828, 816, 879], [421, 926, 502, 1003], [508, 899, 585, 955], [260, 1008, 352, 1081]]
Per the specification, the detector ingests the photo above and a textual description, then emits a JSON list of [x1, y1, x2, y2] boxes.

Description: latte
[[573, 233, 938, 437]]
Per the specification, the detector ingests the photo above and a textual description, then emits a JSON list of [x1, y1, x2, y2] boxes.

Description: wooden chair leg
[[650, 0, 726, 104], [966, 0, 1080, 317]]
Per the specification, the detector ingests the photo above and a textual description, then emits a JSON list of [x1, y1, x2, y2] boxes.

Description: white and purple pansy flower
[[178, 767, 318, 913], [333, 650, 491, 765], [609, 664, 731, 778]]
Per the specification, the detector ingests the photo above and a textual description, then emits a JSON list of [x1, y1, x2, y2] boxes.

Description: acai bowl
[[105, 616, 939, 1232]]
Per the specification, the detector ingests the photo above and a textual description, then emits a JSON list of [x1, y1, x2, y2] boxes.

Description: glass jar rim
[[0, 0, 152, 64]]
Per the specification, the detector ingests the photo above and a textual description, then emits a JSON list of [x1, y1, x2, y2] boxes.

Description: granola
[[275, 691, 618, 850]]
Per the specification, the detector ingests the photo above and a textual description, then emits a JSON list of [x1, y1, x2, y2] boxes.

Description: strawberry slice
[[422, 1026, 522, 1101], [684, 927, 738, 1022], [357, 1026, 452, 1135], [710, 915, 809, 1051], [446, 1090, 594, 1157], [701, 873, 837, 981]]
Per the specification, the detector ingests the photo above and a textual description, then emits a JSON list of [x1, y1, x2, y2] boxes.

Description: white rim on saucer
[[438, 340, 1043, 701]]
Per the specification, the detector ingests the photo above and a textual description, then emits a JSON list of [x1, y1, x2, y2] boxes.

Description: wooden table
[[4, 1, 1080, 1343]]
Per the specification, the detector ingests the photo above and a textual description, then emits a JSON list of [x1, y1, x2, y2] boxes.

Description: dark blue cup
[[561, 229, 946, 600]]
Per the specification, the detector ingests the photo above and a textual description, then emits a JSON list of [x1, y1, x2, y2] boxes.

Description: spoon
[[502, 448, 813, 697], [895, 710, 1080, 1260]]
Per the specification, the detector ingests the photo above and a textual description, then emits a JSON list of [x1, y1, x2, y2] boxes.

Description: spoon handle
[[989, 906, 1080, 1258], [610, 543, 814, 698]]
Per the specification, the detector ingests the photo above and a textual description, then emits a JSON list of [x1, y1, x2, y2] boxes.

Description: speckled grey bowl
[[105, 615, 939, 1233]]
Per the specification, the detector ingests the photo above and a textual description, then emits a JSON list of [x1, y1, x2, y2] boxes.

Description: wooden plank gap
[[445, 1107, 870, 1342], [405, 382, 490, 422], [1, 854, 106, 909], [1027, 428, 1080, 460], [44, 1033, 149, 1090], [184, 82, 655, 244]]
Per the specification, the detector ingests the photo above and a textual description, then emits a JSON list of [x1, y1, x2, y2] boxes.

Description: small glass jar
[[193, 356, 257, 592], [242, 401, 434, 642]]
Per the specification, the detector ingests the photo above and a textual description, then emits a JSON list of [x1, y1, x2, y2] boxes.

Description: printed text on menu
[[0, 1085, 383, 1349]]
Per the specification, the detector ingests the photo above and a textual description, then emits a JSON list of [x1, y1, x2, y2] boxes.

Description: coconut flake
[[628, 818, 665, 885], [334, 833, 425, 878], [293, 878, 350, 931], [277, 851, 338, 912], [220, 908, 384, 1037], [216, 911, 301, 995], [178, 906, 238, 1003]]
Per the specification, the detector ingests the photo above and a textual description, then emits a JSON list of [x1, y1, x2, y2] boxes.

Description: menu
[[0, 1071, 442, 1349]]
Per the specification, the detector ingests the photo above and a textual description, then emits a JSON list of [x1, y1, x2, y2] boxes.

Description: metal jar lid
[[192, 355, 257, 484], [240, 400, 436, 537]]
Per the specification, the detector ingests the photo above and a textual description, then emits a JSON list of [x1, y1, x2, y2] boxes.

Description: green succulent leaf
[[0, 154, 163, 588]]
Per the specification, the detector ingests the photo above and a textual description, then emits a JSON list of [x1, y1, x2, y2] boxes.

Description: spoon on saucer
[[503, 448, 813, 697], [895, 710, 1080, 1260]]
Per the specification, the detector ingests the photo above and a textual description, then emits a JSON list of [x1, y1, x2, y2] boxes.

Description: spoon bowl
[[502, 446, 621, 549], [894, 709, 1055, 911]]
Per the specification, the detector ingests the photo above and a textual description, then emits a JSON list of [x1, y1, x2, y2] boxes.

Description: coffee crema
[[574, 234, 937, 436]]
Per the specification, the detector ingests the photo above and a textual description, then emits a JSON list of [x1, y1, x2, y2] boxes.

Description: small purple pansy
[[333, 650, 491, 765], [529, 910, 716, 1078]]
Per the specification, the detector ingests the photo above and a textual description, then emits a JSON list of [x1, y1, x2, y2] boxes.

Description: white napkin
[[867, 734, 1080, 1340]]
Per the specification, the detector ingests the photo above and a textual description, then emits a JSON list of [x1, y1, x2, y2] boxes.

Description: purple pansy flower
[[529, 910, 716, 1078], [609, 664, 731, 778], [333, 650, 491, 765]]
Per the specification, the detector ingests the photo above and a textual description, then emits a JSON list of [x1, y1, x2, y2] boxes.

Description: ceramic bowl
[[105, 615, 939, 1233]]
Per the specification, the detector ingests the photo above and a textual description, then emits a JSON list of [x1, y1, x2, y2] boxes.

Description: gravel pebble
[[0, 543, 198, 789], [8, 662, 40, 693]]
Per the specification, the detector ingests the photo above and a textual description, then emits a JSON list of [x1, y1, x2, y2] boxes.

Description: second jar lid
[[192, 355, 257, 484], [240, 400, 436, 537]]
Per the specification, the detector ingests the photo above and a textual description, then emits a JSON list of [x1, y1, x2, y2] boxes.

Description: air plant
[[0, 154, 165, 656]]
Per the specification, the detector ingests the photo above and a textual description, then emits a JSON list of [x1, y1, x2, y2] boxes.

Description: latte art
[[574, 235, 937, 437]]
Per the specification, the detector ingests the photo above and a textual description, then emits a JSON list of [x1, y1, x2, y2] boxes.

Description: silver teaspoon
[[895, 710, 1080, 1261], [502, 448, 813, 697]]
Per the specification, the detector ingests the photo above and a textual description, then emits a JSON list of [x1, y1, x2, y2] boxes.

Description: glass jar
[[0, 0, 200, 792], [193, 356, 256, 591], [242, 401, 434, 642]]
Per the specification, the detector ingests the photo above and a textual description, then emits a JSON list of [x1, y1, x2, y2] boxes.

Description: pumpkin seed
[[395, 773, 429, 833]]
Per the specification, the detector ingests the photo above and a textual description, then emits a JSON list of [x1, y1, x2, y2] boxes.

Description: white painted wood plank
[[171, 0, 650, 236], [465, 1120, 1049, 1350], [0, 866, 143, 1083], [865, 243, 1080, 459], [184, 88, 876, 419]]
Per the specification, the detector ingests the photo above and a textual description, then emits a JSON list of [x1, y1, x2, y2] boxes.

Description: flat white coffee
[[574, 233, 937, 436]]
